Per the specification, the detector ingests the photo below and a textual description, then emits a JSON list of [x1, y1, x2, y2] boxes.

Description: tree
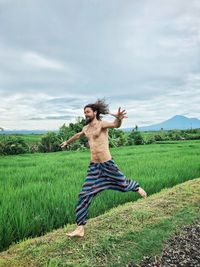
[[0, 136, 29, 155], [127, 131, 144, 145], [58, 118, 88, 150], [38, 132, 61, 153], [154, 134, 162, 141], [108, 128, 126, 147]]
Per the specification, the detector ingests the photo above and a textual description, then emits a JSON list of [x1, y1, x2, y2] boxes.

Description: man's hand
[[109, 107, 128, 120], [59, 141, 69, 148]]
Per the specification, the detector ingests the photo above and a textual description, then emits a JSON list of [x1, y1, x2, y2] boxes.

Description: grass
[[0, 140, 200, 252], [0, 177, 199, 267], [0, 134, 43, 144]]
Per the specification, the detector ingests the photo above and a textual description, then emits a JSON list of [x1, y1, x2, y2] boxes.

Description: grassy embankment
[[0, 177, 199, 266]]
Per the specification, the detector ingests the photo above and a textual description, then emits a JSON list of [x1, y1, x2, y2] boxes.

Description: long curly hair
[[84, 98, 109, 120]]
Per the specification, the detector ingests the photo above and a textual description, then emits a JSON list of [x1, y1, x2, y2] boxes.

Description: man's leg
[[66, 225, 84, 237], [137, 187, 147, 198], [66, 163, 99, 237], [75, 191, 96, 226], [102, 160, 147, 198], [66, 192, 96, 237]]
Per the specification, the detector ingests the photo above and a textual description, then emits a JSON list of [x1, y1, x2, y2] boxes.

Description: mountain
[[123, 115, 200, 132]]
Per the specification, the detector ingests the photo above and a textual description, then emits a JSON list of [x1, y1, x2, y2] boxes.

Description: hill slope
[[0, 178, 199, 267]]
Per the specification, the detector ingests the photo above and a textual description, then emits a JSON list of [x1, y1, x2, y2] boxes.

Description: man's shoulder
[[101, 120, 109, 124], [100, 120, 110, 129]]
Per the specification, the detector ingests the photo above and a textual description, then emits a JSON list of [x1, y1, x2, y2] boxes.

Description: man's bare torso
[[83, 120, 112, 163]]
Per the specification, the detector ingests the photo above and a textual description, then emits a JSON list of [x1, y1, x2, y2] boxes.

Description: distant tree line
[[150, 128, 200, 142], [0, 120, 200, 155]]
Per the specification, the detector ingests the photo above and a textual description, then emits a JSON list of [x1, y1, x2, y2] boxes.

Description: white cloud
[[0, 44, 83, 94], [0, 93, 91, 130], [22, 51, 65, 70]]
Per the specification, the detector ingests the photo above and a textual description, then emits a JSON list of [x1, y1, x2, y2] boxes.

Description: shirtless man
[[60, 99, 147, 237]]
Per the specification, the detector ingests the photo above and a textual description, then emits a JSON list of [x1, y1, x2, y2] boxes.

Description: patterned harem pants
[[75, 159, 140, 225]]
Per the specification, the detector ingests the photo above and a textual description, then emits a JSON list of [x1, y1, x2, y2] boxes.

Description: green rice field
[[0, 140, 200, 252], [0, 134, 43, 144]]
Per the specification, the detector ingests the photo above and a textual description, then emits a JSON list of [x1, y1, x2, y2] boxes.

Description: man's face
[[84, 107, 96, 124]]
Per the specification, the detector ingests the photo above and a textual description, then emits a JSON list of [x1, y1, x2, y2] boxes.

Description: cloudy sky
[[0, 0, 200, 130]]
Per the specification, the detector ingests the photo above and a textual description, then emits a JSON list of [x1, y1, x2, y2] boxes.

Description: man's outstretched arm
[[101, 107, 128, 129], [60, 130, 85, 148]]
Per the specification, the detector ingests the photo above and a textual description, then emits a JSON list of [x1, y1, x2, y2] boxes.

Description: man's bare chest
[[84, 126, 102, 139]]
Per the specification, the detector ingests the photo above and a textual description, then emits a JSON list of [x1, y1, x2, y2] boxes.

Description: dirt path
[[138, 220, 200, 267]]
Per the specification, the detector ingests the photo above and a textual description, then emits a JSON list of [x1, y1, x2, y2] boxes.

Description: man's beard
[[85, 116, 94, 125]]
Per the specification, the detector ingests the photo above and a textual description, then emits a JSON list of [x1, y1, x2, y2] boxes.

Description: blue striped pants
[[75, 159, 139, 226]]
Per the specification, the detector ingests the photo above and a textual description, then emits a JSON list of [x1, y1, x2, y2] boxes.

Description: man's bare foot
[[66, 225, 84, 237], [137, 187, 147, 198]]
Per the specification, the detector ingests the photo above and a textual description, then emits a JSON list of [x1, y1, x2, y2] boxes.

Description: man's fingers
[[60, 142, 67, 148], [119, 108, 126, 115], [110, 108, 127, 117]]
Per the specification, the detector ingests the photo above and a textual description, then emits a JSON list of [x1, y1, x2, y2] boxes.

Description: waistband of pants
[[90, 158, 114, 165]]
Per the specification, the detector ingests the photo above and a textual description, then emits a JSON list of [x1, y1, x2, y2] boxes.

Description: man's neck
[[89, 118, 99, 127]]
